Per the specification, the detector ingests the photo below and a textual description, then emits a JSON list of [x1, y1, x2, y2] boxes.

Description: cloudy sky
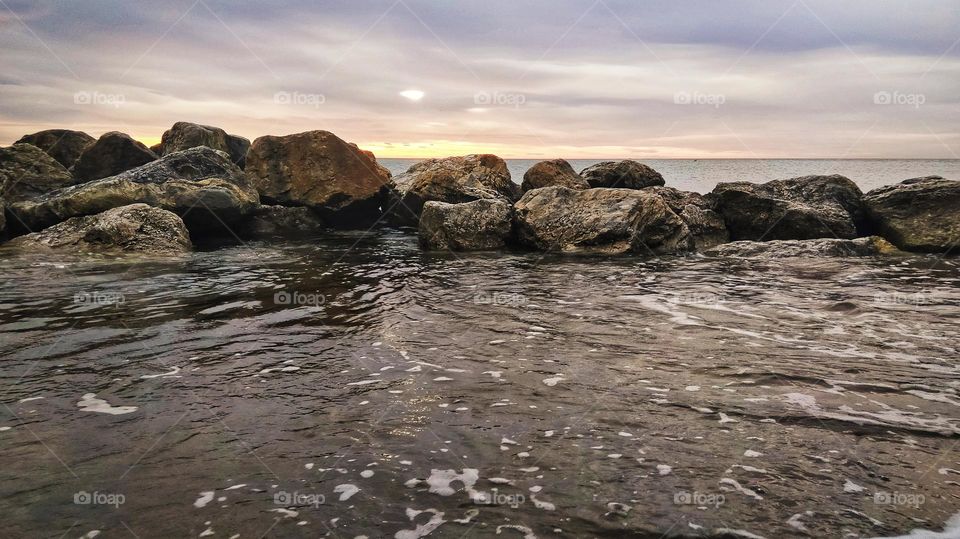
[[1, 0, 958, 158]]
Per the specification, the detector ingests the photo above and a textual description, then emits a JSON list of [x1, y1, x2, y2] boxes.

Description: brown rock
[[521, 159, 589, 193], [70, 131, 158, 182], [418, 199, 513, 251], [15, 129, 95, 168]]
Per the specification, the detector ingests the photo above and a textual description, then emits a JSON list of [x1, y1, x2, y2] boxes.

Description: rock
[[8, 147, 259, 236], [70, 131, 158, 182], [646, 186, 729, 250], [418, 199, 513, 251], [239, 205, 327, 239], [705, 236, 900, 258], [513, 186, 691, 255], [391, 154, 519, 226], [245, 130, 393, 227], [579, 160, 666, 189], [521, 159, 589, 193], [159, 122, 251, 168], [711, 175, 868, 241], [15, 129, 96, 168], [0, 198, 5, 235], [863, 176, 960, 252], [7, 204, 191, 255], [0, 143, 75, 203]]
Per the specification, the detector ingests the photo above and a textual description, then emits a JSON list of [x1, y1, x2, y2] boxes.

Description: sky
[[1, 0, 958, 158]]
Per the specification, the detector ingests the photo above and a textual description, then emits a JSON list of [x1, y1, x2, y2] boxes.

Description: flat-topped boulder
[[711, 175, 868, 241], [418, 199, 513, 251], [863, 176, 960, 252], [580, 160, 665, 189], [705, 236, 899, 258], [70, 131, 158, 182], [239, 205, 327, 239], [514, 186, 691, 255], [8, 147, 259, 236], [521, 159, 589, 193], [0, 143, 75, 203], [245, 130, 393, 227], [15, 129, 95, 168], [7, 203, 191, 255], [158, 122, 250, 168], [391, 154, 519, 226], [646, 186, 729, 250]]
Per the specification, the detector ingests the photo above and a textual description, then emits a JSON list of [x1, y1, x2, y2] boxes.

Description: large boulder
[[863, 176, 960, 252], [711, 175, 869, 241], [8, 147, 259, 236], [580, 160, 665, 189], [705, 236, 899, 258], [0, 143, 75, 203], [390, 154, 519, 226], [15, 129, 95, 168], [70, 131, 158, 182], [239, 205, 327, 239], [6, 204, 191, 255], [245, 130, 393, 227], [521, 159, 589, 193], [158, 122, 250, 168], [646, 186, 729, 250], [418, 199, 513, 251], [514, 186, 692, 255]]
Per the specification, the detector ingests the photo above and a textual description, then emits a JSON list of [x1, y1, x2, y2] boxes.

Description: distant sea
[[380, 158, 960, 193]]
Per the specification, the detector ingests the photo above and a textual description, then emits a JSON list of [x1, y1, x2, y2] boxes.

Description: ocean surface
[[1, 161, 959, 538], [382, 158, 960, 193]]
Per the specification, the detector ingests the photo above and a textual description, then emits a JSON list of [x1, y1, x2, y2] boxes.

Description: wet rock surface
[[8, 147, 258, 236], [706, 236, 900, 258], [245, 130, 392, 227], [418, 199, 513, 251], [391, 154, 519, 226], [0, 143, 75, 203], [864, 176, 960, 253], [712, 175, 868, 241], [580, 160, 666, 189], [239, 205, 327, 239], [514, 186, 691, 255], [6, 203, 191, 255]]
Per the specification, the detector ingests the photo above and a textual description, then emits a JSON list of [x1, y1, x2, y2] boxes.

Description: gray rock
[[15, 129, 96, 168], [418, 199, 513, 251], [391, 154, 519, 226], [711, 175, 868, 241], [8, 147, 259, 236], [646, 186, 729, 250], [513, 186, 692, 255], [705, 236, 900, 258], [521, 159, 589, 193], [240, 205, 327, 239], [70, 131, 158, 182], [245, 130, 393, 227], [159, 122, 250, 168], [863, 176, 960, 252], [580, 160, 665, 189], [0, 143, 75, 203], [7, 203, 191, 255]]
